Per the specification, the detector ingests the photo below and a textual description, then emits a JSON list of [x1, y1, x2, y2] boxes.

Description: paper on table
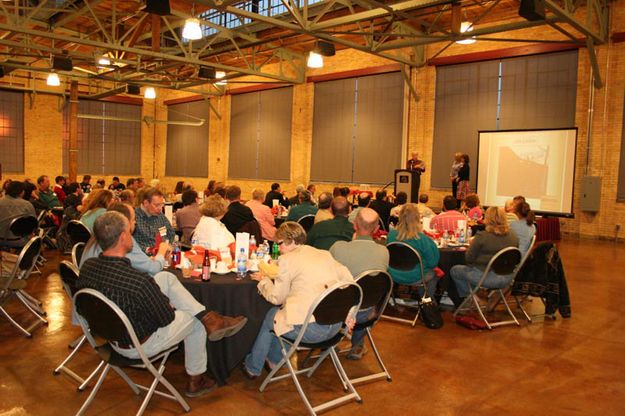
[[272, 199, 279, 208], [457, 219, 467, 231], [235, 232, 250, 259], [164, 205, 173, 225], [422, 216, 432, 231]]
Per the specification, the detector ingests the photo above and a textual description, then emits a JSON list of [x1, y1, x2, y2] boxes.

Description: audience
[[369, 190, 393, 228], [194, 195, 235, 250], [288, 184, 306, 207], [243, 222, 353, 379], [286, 191, 318, 222], [504, 199, 518, 223], [221, 185, 256, 236], [175, 190, 202, 243], [510, 201, 536, 256], [126, 177, 138, 191], [77, 211, 246, 398], [416, 194, 436, 219], [246, 189, 276, 241], [108, 176, 125, 191], [348, 192, 371, 223], [80, 189, 114, 231], [118, 189, 135, 206], [133, 187, 175, 252], [204, 180, 217, 198], [387, 204, 440, 298], [449, 207, 519, 307], [36, 175, 61, 209], [306, 196, 354, 250], [63, 182, 83, 220], [429, 195, 466, 232], [307, 184, 317, 205], [0, 181, 36, 248], [389, 191, 407, 218], [330, 208, 389, 360], [264, 182, 289, 208], [463, 193, 483, 221], [54, 176, 67, 205], [314, 192, 334, 224], [79, 175, 92, 194]]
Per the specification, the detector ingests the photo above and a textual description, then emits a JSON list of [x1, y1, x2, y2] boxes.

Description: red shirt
[[54, 184, 67, 204], [429, 210, 466, 232]]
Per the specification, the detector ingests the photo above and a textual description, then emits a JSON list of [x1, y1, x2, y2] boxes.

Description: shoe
[[347, 344, 366, 360], [241, 363, 258, 380], [201, 312, 247, 341], [185, 373, 216, 398]]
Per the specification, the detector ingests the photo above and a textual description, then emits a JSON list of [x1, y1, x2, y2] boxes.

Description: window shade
[[0, 90, 24, 173], [166, 100, 209, 177]]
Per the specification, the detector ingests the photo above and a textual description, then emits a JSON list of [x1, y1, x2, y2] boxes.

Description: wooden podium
[[394, 169, 421, 203]]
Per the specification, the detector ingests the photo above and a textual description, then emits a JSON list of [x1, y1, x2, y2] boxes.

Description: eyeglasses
[[276, 240, 284, 245]]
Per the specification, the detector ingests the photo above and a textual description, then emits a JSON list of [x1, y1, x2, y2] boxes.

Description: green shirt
[[286, 202, 318, 222], [306, 216, 354, 251], [38, 189, 61, 209], [330, 236, 389, 277], [386, 230, 440, 285]]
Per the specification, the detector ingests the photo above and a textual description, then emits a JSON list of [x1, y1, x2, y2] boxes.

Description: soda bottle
[[201, 250, 210, 282], [271, 241, 280, 260], [249, 235, 257, 254], [171, 236, 181, 267], [237, 248, 247, 279]]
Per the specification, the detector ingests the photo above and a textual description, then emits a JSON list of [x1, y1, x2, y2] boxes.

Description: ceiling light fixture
[[456, 21, 476, 44], [144, 87, 156, 99], [215, 70, 227, 85], [183, 18, 202, 40], [307, 51, 323, 68], [307, 41, 334, 69], [97, 55, 111, 67], [46, 72, 60, 86]]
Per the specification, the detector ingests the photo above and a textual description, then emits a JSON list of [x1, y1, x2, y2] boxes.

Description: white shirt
[[193, 216, 235, 250]]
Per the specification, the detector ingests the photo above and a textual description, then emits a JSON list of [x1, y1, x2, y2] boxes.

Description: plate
[[213, 268, 234, 275]]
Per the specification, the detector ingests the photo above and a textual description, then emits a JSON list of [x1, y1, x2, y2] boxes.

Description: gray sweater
[[466, 231, 519, 270]]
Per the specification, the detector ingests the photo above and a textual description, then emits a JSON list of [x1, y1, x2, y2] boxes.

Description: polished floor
[[1, 238, 624, 416]]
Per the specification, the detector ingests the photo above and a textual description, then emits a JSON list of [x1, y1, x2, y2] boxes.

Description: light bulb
[[47, 73, 60, 86], [307, 51, 323, 68], [144, 87, 156, 99], [457, 21, 476, 45], [97, 55, 111, 66], [182, 18, 202, 40]]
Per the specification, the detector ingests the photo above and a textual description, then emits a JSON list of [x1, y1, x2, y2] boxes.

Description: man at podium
[[406, 152, 426, 173]]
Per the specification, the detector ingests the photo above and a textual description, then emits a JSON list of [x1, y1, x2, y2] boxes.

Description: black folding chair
[[0, 236, 47, 337], [71, 242, 86, 269], [67, 220, 93, 245], [453, 247, 523, 329], [297, 215, 316, 233], [9, 215, 38, 240], [53, 261, 105, 391], [382, 241, 429, 327], [259, 281, 362, 416], [73, 289, 190, 416]]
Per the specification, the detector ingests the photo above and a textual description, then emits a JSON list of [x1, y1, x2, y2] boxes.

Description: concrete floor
[[1, 238, 624, 416]]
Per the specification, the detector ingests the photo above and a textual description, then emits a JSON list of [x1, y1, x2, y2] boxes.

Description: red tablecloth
[[535, 217, 561, 241]]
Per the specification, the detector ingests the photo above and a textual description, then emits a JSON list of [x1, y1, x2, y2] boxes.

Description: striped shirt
[[429, 210, 466, 233]]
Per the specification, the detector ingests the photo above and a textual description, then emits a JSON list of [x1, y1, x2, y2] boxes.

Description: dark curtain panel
[[0, 90, 24, 173], [166, 100, 210, 177]]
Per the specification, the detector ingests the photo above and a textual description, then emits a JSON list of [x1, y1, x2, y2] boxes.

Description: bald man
[[306, 196, 354, 250], [330, 208, 389, 360]]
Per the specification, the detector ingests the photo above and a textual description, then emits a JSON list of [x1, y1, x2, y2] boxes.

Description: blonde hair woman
[[80, 189, 114, 231], [449, 207, 519, 307], [192, 194, 234, 250], [386, 203, 440, 297]]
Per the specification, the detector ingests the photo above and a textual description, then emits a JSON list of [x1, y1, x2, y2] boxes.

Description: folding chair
[[259, 281, 362, 416], [0, 236, 48, 337], [334, 270, 393, 385], [73, 288, 191, 416], [453, 247, 522, 329], [377, 217, 386, 232], [67, 220, 93, 245], [0, 215, 38, 249], [381, 241, 428, 326], [72, 242, 86, 269], [53, 261, 105, 391], [297, 215, 316, 233]]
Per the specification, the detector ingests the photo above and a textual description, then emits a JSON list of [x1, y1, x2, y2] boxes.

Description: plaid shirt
[[77, 255, 174, 345], [429, 210, 466, 233], [133, 207, 175, 252]]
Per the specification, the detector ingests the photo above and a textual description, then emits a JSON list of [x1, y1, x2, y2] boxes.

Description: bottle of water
[[236, 248, 247, 279], [458, 228, 465, 244]]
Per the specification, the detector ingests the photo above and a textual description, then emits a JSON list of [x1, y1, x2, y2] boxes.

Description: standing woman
[[449, 152, 463, 201], [455, 154, 471, 208]]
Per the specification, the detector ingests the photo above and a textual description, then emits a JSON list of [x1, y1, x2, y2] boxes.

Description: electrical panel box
[[580, 176, 601, 212]]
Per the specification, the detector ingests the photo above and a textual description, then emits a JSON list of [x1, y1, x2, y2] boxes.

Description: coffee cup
[[215, 261, 229, 273]]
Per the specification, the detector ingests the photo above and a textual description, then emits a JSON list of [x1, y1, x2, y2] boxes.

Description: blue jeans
[[351, 308, 375, 348], [450, 265, 513, 298], [244, 306, 342, 376]]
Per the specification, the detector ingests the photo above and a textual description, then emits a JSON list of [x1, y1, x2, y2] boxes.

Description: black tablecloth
[[176, 271, 272, 385], [436, 248, 466, 304]]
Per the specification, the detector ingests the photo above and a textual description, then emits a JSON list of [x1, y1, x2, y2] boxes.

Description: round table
[[435, 247, 467, 304], [175, 271, 272, 385]]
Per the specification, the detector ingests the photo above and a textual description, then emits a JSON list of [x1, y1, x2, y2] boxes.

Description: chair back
[[378, 217, 386, 232], [9, 216, 38, 238], [387, 241, 422, 271], [487, 247, 522, 276], [311, 282, 362, 326], [17, 236, 42, 274], [59, 260, 80, 298], [74, 289, 132, 345], [172, 202, 184, 212], [67, 220, 93, 245], [238, 219, 263, 243], [297, 215, 316, 232], [72, 242, 86, 268], [355, 270, 393, 314]]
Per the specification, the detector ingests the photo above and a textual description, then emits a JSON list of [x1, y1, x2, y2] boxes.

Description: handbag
[[419, 296, 443, 329], [455, 315, 489, 330]]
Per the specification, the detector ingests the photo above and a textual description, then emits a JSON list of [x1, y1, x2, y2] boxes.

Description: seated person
[[81, 202, 169, 276], [54, 176, 67, 205], [108, 176, 126, 191], [429, 195, 466, 232], [463, 193, 483, 221], [242, 222, 354, 378], [314, 192, 334, 224], [36, 175, 61, 210], [221, 185, 256, 236], [330, 208, 389, 360], [287, 184, 306, 207], [504, 199, 518, 223], [286, 190, 318, 222], [133, 187, 175, 252], [80, 189, 114, 232], [175, 190, 202, 243], [509, 201, 536, 256], [416, 194, 436, 219], [246, 188, 277, 241], [369, 190, 393, 228], [0, 181, 36, 248], [389, 191, 408, 219], [386, 204, 440, 297], [348, 192, 371, 223], [78, 212, 247, 397], [119, 189, 135, 206], [193, 195, 235, 250], [264, 182, 289, 208], [449, 207, 519, 307], [63, 182, 83, 220], [306, 197, 354, 250]]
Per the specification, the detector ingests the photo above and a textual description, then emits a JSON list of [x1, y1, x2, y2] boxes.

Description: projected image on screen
[[477, 129, 577, 216]]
